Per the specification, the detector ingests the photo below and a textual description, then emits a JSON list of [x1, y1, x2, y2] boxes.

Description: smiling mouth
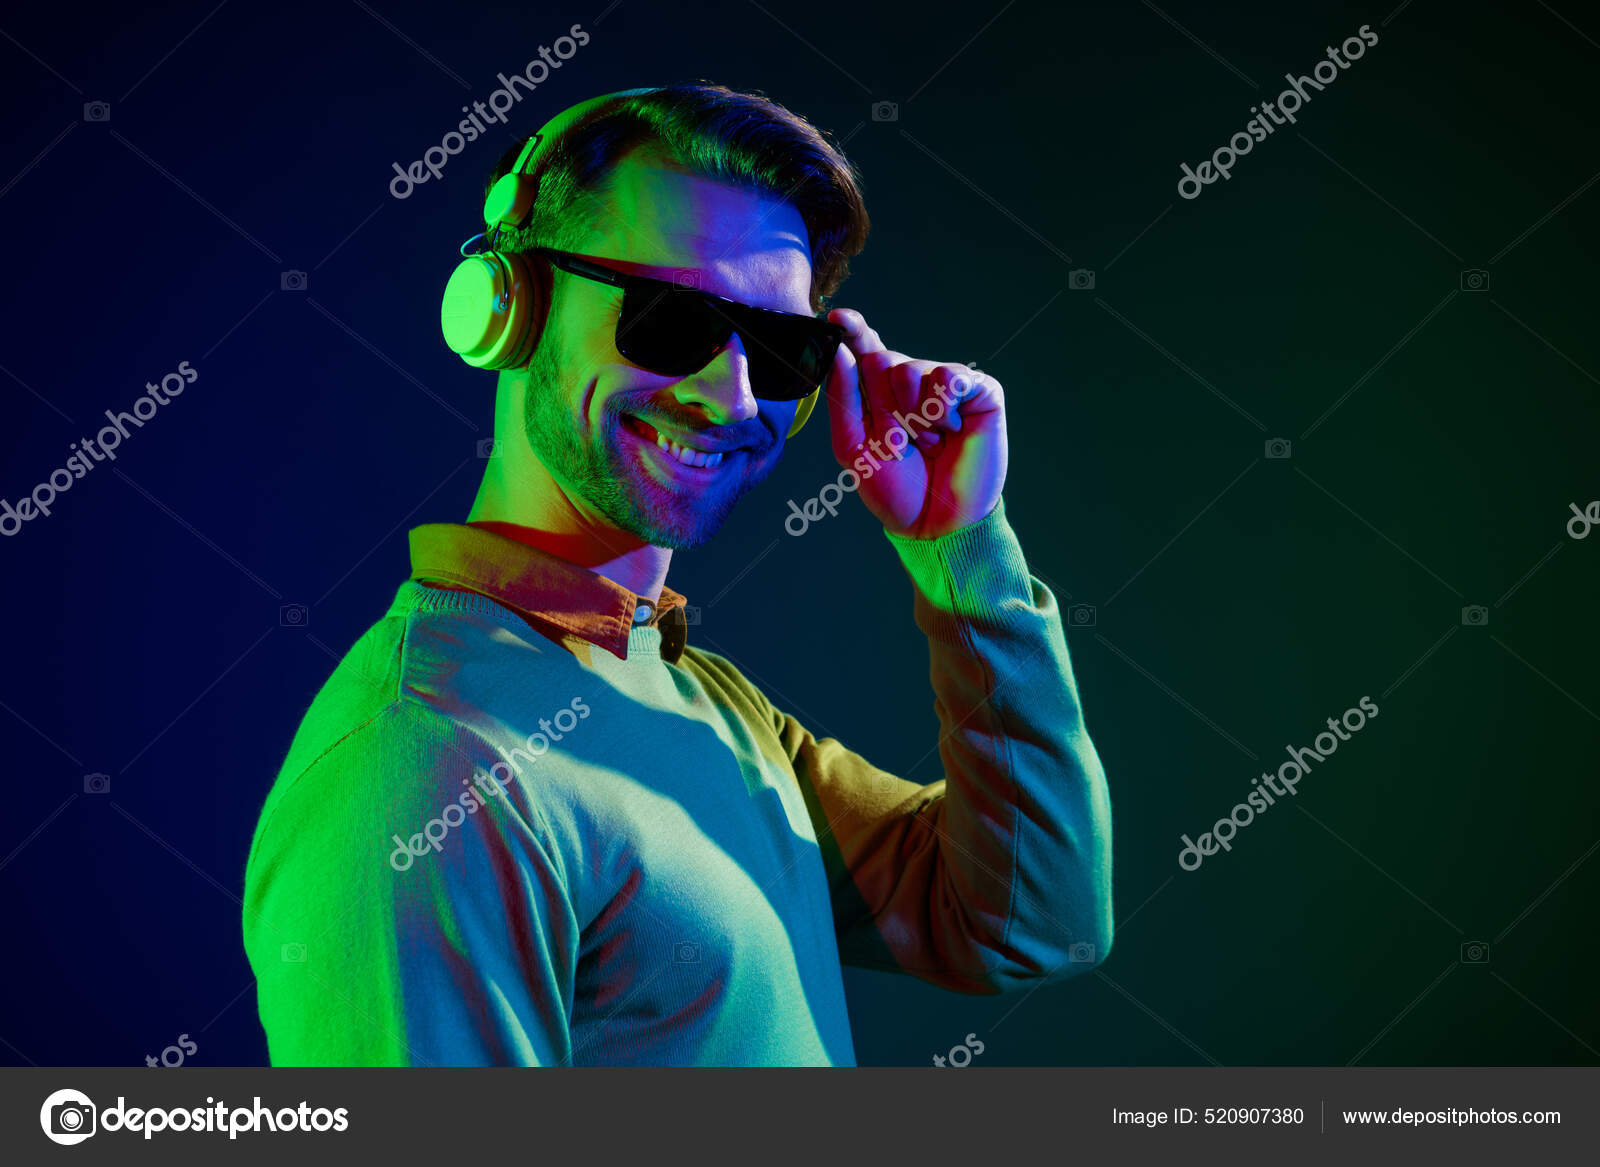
[[621, 415, 734, 470]]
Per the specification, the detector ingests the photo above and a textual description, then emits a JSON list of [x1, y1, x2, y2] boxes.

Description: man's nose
[[672, 332, 760, 426]]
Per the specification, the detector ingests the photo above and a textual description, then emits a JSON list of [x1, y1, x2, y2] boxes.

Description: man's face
[[519, 145, 817, 550]]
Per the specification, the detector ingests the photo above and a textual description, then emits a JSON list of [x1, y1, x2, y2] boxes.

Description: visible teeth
[[653, 431, 723, 468]]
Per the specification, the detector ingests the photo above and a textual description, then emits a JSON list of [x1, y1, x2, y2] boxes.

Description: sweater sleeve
[[242, 699, 580, 1066], [767, 496, 1114, 994]]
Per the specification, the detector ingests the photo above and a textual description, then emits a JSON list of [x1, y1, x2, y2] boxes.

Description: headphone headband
[[483, 87, 662, 237]]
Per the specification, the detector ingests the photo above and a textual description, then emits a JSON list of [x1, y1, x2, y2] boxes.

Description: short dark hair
[[484, 82, 869, 312]]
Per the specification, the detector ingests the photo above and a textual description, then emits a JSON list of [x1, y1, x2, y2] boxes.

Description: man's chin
[[605, 491, 737, 550], [600, 445, 772, 549], [567, 463, 726, 550]]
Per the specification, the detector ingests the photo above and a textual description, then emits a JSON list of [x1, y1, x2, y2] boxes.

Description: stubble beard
[[520, 338, 758, 551]]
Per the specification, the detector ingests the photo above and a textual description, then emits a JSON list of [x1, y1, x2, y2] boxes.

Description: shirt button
[[633, 602, 654, 624]]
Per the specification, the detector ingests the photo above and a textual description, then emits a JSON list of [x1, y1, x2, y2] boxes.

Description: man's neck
[[467, 438, 677, 599]]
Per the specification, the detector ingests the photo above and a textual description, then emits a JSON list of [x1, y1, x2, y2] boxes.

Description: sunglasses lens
[[616, 280, 839, 401], [616, 284, 728, 376], [744, 320, 838, 401]]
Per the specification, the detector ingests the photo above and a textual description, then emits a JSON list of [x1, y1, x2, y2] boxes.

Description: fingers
[[823, 308, 996, 459], [828, 308, 886, 356], [823, 331, 867, 462], [888, 361, 941, 451], [887, 359, 931, 417], [924, 365, 964, 434]]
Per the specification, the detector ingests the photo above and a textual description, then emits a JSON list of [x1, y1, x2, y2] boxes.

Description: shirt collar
[[407, 523, 689, 663]]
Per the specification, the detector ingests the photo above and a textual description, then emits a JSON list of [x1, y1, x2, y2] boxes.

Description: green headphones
[[439, 88, 820, 438]]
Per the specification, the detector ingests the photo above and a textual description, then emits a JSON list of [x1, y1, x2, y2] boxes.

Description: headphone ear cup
[[440, 251, 541, 370], [786, 388, 820, 438], [494, 250, 542, 369]]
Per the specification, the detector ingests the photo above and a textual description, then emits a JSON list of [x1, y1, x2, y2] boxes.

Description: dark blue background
[[3, 0, 1597, 1067]]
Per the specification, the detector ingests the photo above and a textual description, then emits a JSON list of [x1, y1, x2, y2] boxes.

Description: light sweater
[[242, 496, 1113, 1065]]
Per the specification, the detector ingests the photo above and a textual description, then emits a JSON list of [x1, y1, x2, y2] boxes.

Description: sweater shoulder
[[247, 687, 500, 875], [677, 644, 778, 725], [247, 593, 517, 872]]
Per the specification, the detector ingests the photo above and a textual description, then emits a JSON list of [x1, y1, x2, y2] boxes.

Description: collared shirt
[[407, 522, 690, 663]]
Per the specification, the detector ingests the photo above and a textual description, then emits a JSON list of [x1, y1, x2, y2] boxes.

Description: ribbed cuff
[[881, 497, 1033, 619]]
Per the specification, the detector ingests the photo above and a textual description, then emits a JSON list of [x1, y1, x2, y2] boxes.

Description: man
[[243, 83, 1113, 1066]]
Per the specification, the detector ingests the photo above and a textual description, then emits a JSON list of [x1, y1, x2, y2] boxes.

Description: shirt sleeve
[[764, 496, 1114, 994], [242, 699, 580, 1065]]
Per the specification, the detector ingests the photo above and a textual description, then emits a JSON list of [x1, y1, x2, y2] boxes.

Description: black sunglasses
[[533, 247, 845, 402]]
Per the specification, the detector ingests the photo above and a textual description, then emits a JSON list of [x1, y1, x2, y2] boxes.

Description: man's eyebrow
[[562, 251, 814, 316]]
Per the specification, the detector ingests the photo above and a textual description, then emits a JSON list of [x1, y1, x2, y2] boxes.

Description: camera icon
[[83, 101, 111, 123], [280, 270, 308, 292], [476, 438, 499, 459], [871, 100, 899, 122], [866, 770, 902, 796], [1067, 603, 1097, 627], [1459, 268, 1490, 292], [669, 268, 701, 290], [682, 605, 701, 626], [1460, 940, 1490, 964], [49, 1098, 97, 1141], [1265, 438, 1292, 459], [1068, 268, 1096, 291], [83, 772, 111, 795], [281, 942, 307, 963], [1068, 941, 1096, 963], [672, 940, 700, 963], [1461, 605, 1489, 627], [279, 603, 309, 628]]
